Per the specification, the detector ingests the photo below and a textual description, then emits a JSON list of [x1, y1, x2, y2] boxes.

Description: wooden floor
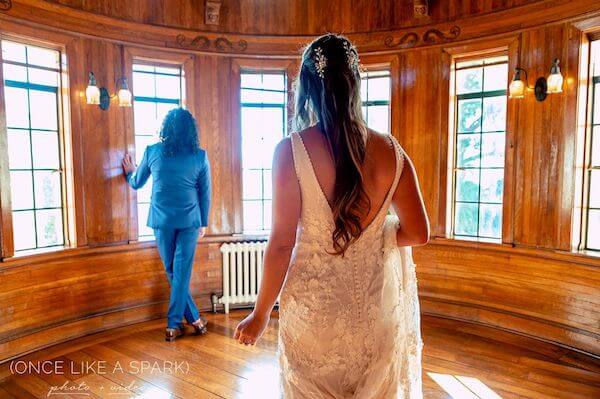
[[0, 311, 598, 399]]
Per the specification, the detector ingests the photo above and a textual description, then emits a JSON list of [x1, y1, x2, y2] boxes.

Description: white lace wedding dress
[[278, 132, 423, 399]]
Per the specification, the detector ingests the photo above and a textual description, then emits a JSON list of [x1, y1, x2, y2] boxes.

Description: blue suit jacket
[[127, 143, 211, 230]]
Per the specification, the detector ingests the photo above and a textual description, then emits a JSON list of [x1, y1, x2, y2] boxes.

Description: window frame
[[123, 47, 195, 242], [231, 59, 297, 236], [360, 68, 392, 134], [0, 32, 74, 258], [578, 35, 600, 252], [239, 69, 288, 235], [447, 51, 511, 242]]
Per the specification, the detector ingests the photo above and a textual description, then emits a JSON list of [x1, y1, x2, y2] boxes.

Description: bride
[[234, 34, 430, 398]]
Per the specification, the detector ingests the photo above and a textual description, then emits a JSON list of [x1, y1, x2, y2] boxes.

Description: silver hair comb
[[313, 47, 327, 79]]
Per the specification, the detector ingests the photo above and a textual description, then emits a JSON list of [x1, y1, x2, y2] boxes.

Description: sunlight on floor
[[427, 373, 502, 399], [237, 360, 281, 399], [132, 386, 172, 398]]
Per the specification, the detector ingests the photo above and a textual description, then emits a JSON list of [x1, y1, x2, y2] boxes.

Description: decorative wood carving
[[175, 34, 247, 52], [0, 0, 12, 12], [414, 0, 429, 18], [423, 26, 461, 44], [205, 0, 222, 26], [384, 25, 461, 49]]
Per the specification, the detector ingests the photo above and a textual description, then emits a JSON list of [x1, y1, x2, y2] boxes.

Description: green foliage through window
[[452, 56, 508, 240], [1, 39, 65, 252]]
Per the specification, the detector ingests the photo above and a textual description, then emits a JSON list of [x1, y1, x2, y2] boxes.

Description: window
[[361, 70, 391, 133], [1, 39, 66, 252], [132, 63, 184, 238], [584, 40, 600, 251], [451, 55, 508, 240], [240, 71, 287, 234]]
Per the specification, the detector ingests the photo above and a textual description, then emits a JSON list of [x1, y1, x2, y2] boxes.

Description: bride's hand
[[234, 311, 269, 345]]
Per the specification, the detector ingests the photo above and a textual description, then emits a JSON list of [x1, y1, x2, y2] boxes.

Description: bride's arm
[[391, 152, 430, 246], [234, 137, 300, 345]]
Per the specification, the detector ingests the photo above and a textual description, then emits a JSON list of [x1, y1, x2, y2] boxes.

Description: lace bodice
[[277, 131, 423, 399]]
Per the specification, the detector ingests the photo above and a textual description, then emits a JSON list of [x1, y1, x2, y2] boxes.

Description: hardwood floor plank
[[1, 312, 598, 399]]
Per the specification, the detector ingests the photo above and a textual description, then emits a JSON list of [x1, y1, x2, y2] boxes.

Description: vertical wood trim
[[556, 24, 582, 250], [0, 35, 14, 258], [285, 60, 300, 135], [572, 31, 593, 251], [436, 50, 451, 238], [122, 47, 138, 242], [68, 37, 88, 247], [503, 36, 521, 245], [230, 61, 243, 234], [61, 37, 86, 248], [444, 50, 457, 238]]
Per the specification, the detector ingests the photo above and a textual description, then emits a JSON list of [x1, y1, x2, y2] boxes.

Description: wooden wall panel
[[0, 241, 222, 361], [195, 56, 236, 235], [414, 242, 600, 355], [396, 47, 450, 237], [77, 39, 130, 245], [513, 24, 581, 250], [44, 0, 543, 35]]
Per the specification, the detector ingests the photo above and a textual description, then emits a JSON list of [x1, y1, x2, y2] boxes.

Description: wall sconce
[[509, 58, 563, 102], [85, 72, 132, 110]]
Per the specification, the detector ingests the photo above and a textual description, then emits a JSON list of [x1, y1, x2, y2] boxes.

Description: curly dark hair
[[159, 108, 200, 157]]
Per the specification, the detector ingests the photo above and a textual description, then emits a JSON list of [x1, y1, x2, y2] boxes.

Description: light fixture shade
[[86, 85, 100, 105], [86, 72, 100, 105], [547, 72, 563, 94], [547, 58, 563, 94], [509, 80, 525, 99], [118, 88, 132, 107], [117, 77, 132, 107]]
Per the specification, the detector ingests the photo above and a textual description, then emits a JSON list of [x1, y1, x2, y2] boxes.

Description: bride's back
[[298, 126, 398, 231]]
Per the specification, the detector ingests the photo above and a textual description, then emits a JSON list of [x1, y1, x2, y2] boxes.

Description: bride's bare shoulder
[[296, 125, 322, 145], [366, 129, 396, 160]]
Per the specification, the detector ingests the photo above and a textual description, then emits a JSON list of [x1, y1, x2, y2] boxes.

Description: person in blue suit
[[122, 108, 211, 342]]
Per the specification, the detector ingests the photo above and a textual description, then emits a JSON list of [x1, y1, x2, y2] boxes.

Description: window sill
[[12, 246, 67, 258], [447, 235, 503, 245]]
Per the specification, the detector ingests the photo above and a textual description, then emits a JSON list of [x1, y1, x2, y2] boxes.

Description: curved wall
[[44, 0, 543, 35], [0, 0, 598, 366]]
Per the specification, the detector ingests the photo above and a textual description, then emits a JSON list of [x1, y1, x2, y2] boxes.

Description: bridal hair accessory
[[313, 47, 327, 79], [343, 41, 361, 72]]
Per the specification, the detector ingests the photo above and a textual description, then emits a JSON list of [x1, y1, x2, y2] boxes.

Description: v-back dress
[[278, 131, 423, 398]]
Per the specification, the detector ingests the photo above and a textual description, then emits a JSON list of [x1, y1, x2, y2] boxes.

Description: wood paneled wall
[[0, 0, 599, 363], [44, 0, 542, 35], [513, 24, 581, 250]]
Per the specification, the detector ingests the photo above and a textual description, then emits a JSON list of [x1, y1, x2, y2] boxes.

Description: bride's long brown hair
[[294, 34, 370, 256]]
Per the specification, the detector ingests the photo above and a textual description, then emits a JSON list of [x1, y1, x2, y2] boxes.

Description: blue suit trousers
[[154, 227, 201, 329]]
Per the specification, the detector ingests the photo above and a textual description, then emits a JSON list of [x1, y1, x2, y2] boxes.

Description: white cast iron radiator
[[217, 241, 268, 313]]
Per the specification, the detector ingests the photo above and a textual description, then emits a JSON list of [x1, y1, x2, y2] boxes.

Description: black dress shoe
[[165, 326, 185, 342]]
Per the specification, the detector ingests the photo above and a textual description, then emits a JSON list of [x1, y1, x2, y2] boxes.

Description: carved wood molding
[[175, 34, 248, 52], [0, 0, 12, 12], [384, 25, 461, 49]]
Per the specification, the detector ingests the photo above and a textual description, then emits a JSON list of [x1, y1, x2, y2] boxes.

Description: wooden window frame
[[442, 37, 519, 245], [574, 30, 600, 253], [0, 23, 78, 259], [230, 58, 297, 236], [123, 47, 196, 243], [360, 54, 400, 138]]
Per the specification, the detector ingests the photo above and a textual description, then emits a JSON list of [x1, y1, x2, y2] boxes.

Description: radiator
[[218, 241, 268, 313]]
